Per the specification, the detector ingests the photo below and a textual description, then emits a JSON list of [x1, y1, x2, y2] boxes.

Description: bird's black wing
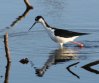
[[54, 28, 88, 38]]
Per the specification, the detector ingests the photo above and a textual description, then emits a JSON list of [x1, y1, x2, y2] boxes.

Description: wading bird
[[29, 16, 88, 48]]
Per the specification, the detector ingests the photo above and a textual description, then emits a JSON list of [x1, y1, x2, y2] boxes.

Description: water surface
[[0, 0, 99, 83]]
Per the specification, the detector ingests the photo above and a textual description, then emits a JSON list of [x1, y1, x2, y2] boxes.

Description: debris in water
[[19, 58, 29, 64]]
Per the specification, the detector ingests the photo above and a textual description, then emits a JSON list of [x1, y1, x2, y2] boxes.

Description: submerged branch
[[4, 63, 11, 83], [81, 60, 99, 74], [66, 62, 80, 79]]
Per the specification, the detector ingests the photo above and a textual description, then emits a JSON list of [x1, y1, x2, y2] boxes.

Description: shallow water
[[0, 0, 99, 83]]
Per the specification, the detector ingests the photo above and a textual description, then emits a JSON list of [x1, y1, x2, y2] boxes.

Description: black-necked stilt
[[29, 16, 88, 48]]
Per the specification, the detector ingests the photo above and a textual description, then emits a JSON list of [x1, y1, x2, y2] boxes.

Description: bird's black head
[[28, 16, 44, 31], [35, 16, 44, 22]]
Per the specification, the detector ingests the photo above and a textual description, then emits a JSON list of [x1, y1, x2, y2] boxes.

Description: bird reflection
[[53, 48, 77, 64], [35, 48, 78, 77]]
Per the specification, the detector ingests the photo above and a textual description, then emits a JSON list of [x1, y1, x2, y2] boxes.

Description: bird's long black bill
[[28, 22, 36, 31]]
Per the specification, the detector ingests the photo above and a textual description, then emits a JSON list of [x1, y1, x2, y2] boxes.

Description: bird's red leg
[[71, 41, 84, 48]]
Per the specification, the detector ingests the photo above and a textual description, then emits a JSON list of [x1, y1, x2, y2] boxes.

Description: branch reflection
[[4, 63, 11, 83], [34, 48, 78, 77], [82, 60, 99, 74], [67, 62, 80, 79]]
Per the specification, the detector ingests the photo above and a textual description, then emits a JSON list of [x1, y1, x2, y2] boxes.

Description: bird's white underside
[[37, 18, 80, 47], [46, 28, 79, 46]]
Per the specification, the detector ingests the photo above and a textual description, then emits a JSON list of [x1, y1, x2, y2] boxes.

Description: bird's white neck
[[39, 18, 50, 29]]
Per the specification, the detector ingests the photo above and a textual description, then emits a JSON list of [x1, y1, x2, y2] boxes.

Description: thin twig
[[66, 62, 80, 79], [81, 60, 99, 74]]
